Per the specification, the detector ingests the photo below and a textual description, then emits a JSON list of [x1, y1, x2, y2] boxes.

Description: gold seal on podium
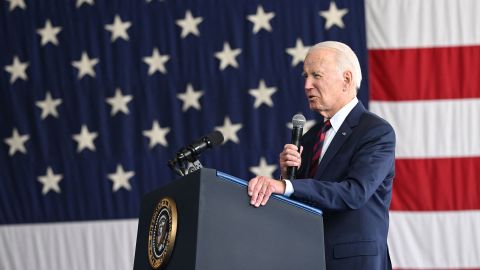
[[148, 197, 178, 269]]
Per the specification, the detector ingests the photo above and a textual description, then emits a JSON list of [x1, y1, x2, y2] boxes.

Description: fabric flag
[[0, 0, 367, 268], [0, 0, 478, 269], [366, 0, 480, 269]]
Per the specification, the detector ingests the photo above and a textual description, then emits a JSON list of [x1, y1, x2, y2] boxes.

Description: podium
[[134, 168, 326, 270]]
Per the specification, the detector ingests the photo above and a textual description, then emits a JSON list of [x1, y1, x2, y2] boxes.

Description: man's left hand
[[248, 176, 286, 207]]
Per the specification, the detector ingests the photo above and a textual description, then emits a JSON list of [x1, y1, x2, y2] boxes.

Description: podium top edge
[[216, 170, 323, 216]]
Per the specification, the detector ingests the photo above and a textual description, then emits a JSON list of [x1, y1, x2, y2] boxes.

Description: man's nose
[[304, 77, 313, 90]]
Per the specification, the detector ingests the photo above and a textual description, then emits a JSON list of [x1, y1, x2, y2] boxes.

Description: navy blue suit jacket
[[293, 101, 395, 270]]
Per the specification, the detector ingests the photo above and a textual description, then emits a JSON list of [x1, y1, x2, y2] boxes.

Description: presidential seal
[[148, 197, 178, 269]]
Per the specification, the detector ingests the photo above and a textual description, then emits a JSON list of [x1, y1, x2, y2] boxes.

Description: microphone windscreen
[[207, 130, 224, 146], [292, 114, 306, 128]]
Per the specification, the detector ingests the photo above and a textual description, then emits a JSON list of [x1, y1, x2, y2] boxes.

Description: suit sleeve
[[291, 122, 396, 211]]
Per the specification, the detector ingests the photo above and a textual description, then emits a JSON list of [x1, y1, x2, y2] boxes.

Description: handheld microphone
[[174, 131, 224, 163], [286, 114, 306, 180]]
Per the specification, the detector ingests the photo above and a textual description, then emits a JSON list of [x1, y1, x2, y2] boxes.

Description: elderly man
[[248, 41, 395, 270]]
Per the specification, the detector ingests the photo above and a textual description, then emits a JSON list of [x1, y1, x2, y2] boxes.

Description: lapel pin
[[341, 132, 347, 136]]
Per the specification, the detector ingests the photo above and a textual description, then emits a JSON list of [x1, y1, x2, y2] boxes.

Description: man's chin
[[309, 105, 329, 118], [308, 103, 324, 112]]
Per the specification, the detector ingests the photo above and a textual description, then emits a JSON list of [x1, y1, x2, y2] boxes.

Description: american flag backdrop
[[0, 0, 479, 269]]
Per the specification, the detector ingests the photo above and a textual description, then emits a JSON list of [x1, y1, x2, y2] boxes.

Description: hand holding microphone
[[249, 114, 305, 207], [280, 114, 305, 180]]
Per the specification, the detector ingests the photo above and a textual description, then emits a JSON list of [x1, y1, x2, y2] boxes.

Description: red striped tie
[[308, 120, 332, 178]]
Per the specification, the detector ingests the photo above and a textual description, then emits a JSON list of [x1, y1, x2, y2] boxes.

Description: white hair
[[308, 41, 362, 90]]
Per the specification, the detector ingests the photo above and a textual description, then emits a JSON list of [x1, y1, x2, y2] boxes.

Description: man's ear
[[343, 70, 353, 90]]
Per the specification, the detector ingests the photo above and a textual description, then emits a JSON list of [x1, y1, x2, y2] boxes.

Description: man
[[248, 41, 395, 270]]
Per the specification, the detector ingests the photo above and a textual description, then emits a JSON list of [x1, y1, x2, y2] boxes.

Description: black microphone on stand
[[286, 114, 306, 180], [168, 131, 224, 176], [174, 131, 224, 163]]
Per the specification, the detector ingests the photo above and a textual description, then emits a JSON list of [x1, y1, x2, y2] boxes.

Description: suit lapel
[[314, 101, 366, 178]]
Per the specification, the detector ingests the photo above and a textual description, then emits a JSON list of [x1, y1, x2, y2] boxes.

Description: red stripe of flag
[[391, 157, 480, 211], [369, 46, 480, 101]]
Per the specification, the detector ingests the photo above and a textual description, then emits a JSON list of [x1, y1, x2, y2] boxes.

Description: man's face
[[303, 49, 349, 119]]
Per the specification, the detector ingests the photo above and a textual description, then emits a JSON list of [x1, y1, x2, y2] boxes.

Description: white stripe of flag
[[365, 0, 480, 49], [370, 99, 480, 158]]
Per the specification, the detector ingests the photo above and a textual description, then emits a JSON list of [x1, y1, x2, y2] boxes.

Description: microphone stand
[[167, 131, 224, 176], [168, 155, 203, 177]]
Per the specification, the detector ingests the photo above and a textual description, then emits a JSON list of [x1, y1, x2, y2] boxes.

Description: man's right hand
[[279, 144, 303, 178]]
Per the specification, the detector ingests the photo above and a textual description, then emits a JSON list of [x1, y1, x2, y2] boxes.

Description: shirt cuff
[[283, 179, 294, 197]]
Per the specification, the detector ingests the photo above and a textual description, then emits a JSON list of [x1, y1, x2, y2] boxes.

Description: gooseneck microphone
[[168, 130, 224, 176], [175, 131, 224, 163], [286, 114, 306, 180]]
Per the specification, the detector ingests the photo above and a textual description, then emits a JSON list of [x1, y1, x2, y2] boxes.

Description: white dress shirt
[[284, 97, 359, 196]]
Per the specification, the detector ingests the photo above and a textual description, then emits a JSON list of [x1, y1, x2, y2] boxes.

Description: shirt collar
[[328, 97, 358, 132]]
